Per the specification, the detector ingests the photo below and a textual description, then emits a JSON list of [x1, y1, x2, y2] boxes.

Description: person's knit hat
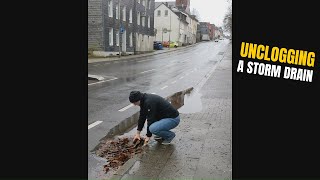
[[129, 91, 142, 103]]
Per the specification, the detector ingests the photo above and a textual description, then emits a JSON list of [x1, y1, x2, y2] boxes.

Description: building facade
[[88, 0, 155, 57], [175, 0, 190, 14], [214, 26, 223, 39], [210, 24, 216, 40], [199, 22, 210, 41], [190, 15, 199, 44], [154, 3, 189, 46], [154, 1, 197, 46]]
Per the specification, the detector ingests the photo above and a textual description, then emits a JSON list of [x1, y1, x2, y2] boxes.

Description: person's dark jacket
[[137, 93, 179, 137]]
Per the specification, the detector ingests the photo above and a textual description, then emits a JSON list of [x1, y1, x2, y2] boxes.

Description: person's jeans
[[149, 115, 180, 141]]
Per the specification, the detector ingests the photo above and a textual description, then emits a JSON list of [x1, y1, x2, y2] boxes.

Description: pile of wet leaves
[[96, 137, 145, 173]]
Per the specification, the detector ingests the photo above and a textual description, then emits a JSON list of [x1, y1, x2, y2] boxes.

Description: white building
[[189, 15, 199, 44], [154, 3, 189, 46]]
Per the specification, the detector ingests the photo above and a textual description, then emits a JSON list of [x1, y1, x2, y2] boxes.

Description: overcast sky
[[155, 0, 230, 27]]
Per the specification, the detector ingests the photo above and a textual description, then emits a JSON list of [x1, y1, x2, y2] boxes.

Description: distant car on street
[[214, 39, 219, 42], [153, 41, 163, 50]]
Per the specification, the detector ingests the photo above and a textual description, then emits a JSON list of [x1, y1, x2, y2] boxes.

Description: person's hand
[[133, 133, 141, 142], [143, 137, 150, 146]]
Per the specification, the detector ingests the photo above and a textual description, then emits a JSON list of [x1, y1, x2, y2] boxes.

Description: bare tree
[[223, 0, 232, 35]]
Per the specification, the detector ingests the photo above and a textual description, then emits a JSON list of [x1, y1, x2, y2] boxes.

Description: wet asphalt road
[[88, 40, 231, 150]]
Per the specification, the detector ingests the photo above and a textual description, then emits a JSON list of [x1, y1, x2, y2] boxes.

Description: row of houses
[[199, 22, 223, 41], [88, 0, 223, 57]]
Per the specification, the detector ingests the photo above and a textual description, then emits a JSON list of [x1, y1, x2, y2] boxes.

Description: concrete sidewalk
[[109, 44, 232, 180], [88, 43, 199, 64]]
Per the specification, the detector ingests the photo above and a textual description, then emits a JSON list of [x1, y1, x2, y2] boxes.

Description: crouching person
[[129, 91, 180, 145]]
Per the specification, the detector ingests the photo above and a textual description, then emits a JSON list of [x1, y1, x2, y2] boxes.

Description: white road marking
[[88, 77, 118, 86], [138, 60, 148, 62], [171, 81, 177, 84], [179, 76, 184, 79], [140, 69, 156, 74], [161, 85, 168, 90], [88, 121, 103, 129], [118, 104, 134, 112], [114, 61, 119, 63], [151, 93, 156, 94]]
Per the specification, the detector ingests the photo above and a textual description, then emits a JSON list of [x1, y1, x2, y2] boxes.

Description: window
[[148, 16, 150, 28], [116, 30, 119, 46], [129, 9, 132, 23], [142, 16, 145, 27], [142, 0, 145, 7], [137, 12, 140, 25], [109, 28, 113, 46], [148, 0, 151, 9], [115, 5, 119, 19], [129, 33, 133, 47], [108, 0, 113, 17], [157, 10, 161, 16], [165, 10, 168, 16], [123, 6, 126, 21]]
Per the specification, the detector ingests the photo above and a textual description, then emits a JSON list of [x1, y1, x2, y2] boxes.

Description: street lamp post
[[162, 28, 163, 43], [119, 0, 121, 58], [168, 10, 171, 49], [169, 10, 171, 42], [133, 0, 136, 55]]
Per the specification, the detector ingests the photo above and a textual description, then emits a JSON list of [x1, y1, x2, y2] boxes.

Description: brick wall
[[88, 0, 104, 53]]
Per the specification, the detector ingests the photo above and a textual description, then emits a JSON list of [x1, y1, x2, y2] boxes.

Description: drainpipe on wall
[[119, 0, 121, 58], [133, 0, 136, 55]]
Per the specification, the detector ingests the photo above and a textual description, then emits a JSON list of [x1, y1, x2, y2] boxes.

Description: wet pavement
[[88, 40, 230, 153], [89, 43, 232, 179]]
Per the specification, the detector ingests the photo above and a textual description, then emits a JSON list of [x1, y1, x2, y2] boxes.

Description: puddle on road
[[178, 89, 203, 114]]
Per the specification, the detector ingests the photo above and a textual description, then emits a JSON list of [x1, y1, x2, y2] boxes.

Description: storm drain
[[88, 74, 103, 84], [96, 137, 145, 174]]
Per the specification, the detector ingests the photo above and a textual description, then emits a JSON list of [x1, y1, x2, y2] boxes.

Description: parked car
[[214, 39, 219, 42], [162, 41, 170, 48], [169, 41, 179, 48], [153, 41, 163, 50]]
